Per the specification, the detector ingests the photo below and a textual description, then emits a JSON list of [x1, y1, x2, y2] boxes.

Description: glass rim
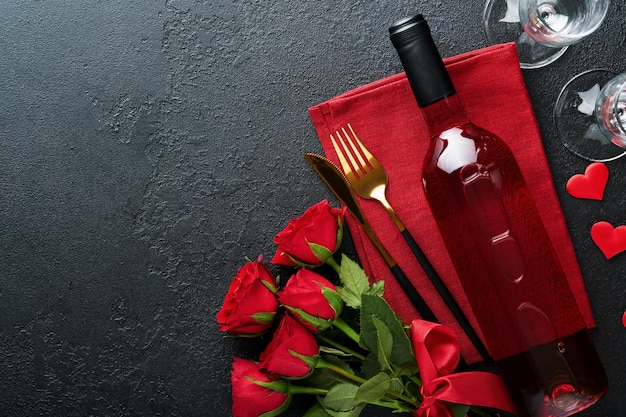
[[524, 0, 611, 45], [552, 68, 626, 162], [614, 77, 626, 135]]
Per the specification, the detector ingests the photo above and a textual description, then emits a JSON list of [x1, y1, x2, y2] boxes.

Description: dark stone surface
[[0, 1, 624, 416]]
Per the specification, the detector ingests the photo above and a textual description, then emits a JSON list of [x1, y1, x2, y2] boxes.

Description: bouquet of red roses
[[217, 200, 515, 417]]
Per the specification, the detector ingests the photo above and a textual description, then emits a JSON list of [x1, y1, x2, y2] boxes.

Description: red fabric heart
[[622, 310, 626, 328], [590, 221, 626, 259], [566, 162, 609, 201]]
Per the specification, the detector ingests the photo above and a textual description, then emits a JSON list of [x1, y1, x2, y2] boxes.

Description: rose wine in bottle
[[389, 14, 607, 417]]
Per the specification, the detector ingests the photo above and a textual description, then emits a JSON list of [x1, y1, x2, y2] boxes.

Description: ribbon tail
[[431, 373, 517, 413]]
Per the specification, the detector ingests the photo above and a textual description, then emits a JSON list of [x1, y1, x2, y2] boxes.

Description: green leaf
[[283, 252, 321, 268], [360, 317, 399, 379], [321, 286, 344, 316], [305, 355, 356, 389], [336, 254, 384, 308], [285, 306, 333, 332], [305, 400, 366, 417], [303, 401, 332, 417], [372, 316, 393, 372], [354, 372, 392, 404], [338, 254, 370, 299], [451, 403, 470, 417], [321, 405, 366, 417], [304, 369, 345, 391], [290, 350, 319, 371], [361, 351, 381, 379], [336, 216, 344, 248], [360, 294, 416, 373], [260, 278, 278, 294], [337, 287, 361, 309], [250, 311, 277, 325], [258, 399, 292, 417], [309, 242, 333, 263], [388, 377, 405, 395], [366, 280, 385, 297], [396, 360, 421, 377], [322, 383, 360, 412], [322, 354, 356, 373]]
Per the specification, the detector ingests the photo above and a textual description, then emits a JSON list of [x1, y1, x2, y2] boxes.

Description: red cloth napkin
[[308, 43, 595, 365]]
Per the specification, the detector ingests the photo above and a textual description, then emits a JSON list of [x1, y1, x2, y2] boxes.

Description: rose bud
[[271, 200, 346, 267], [278, 269, 343, 332], [231, 357, 291, 417], [217, 256, 279, 336], [260, 314, 319, 379]]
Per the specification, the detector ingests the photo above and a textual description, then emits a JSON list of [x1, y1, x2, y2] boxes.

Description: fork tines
[[330, 124, 376, 180]]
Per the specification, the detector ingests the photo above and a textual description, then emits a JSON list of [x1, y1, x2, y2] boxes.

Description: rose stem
[[324, 255, 341, 274], [288, 385, 329, 396], [332, 317, 360, 344]]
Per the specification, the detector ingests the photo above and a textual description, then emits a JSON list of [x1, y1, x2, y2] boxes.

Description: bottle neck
[[419, 94, 469, 136], [389, 14, 456, 107], [389, 14, 469, 135]]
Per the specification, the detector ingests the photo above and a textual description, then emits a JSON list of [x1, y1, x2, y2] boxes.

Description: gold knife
[[303, 152, 438, 324]]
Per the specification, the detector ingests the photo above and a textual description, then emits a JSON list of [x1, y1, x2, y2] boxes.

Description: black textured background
[[1, 1, 625, 416]]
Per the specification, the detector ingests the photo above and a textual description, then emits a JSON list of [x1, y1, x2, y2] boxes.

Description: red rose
[[231, 357, 291, 417], [260, 314, 319, 379], [271, 200, 346, 267], [217, 256, 278, 336], [278, 269, 343, 332]]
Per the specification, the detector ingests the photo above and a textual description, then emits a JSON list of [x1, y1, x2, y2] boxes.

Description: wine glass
[[554, 70, 626, 161], [483, 0, 610, 69]]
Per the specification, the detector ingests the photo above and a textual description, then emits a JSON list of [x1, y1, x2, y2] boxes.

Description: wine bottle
[[389, 14, 608, 417]]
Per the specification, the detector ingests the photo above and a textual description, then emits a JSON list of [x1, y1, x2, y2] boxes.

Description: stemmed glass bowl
[[554, 70, 626, 161], [483, 0, 610, 69]]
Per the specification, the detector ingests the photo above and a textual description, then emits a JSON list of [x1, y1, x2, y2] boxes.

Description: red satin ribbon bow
[[410, 319, 517, 417]]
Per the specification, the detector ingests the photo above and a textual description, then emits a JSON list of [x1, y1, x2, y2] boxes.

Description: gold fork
[[331, 124, 406, 232], [330, 123, 491, 361]]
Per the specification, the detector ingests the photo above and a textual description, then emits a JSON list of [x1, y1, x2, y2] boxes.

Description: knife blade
[[304, 152, 438, 324]]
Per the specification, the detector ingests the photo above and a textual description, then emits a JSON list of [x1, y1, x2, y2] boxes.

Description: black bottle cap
[[389, 14, 456, 107]]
